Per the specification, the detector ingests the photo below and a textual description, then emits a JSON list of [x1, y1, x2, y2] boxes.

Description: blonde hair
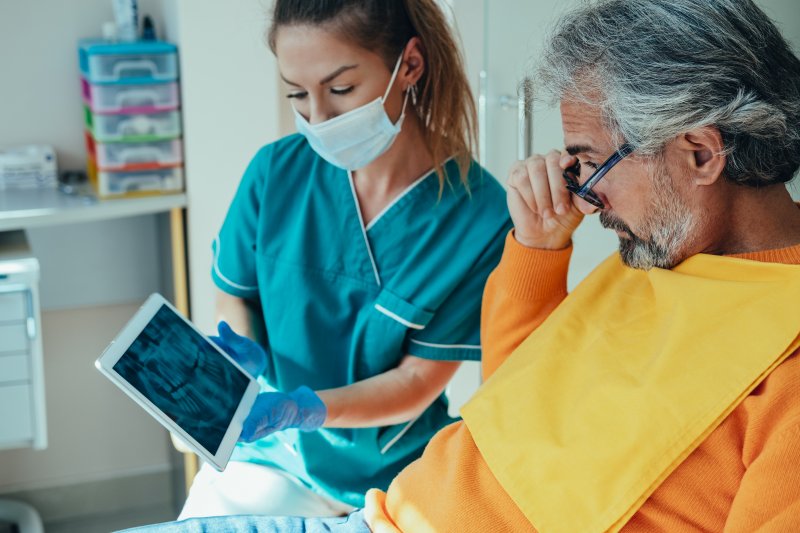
[[268, 0, 478, 192]]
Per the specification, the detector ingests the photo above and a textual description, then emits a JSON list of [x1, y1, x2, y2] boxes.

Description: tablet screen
[[112, 304, 250, 454]]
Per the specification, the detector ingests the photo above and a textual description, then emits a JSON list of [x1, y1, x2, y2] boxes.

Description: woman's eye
[[286, 92, 307, 100], [330, 86, 354, 95]]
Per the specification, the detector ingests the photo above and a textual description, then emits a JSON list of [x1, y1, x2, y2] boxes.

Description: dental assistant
[[178, 0, 511, 519]]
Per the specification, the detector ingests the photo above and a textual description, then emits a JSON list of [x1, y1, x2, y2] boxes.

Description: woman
[[179, 0, 511, 519]]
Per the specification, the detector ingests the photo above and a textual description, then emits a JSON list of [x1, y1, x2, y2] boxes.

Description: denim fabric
[[119, 509, 370, 533]]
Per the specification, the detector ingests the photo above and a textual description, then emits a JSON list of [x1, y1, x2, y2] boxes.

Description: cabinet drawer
[[86, 108, 182, 143], [0, 354, 29, 383], [0, 323, 28, 353], [0, 292, 26, 323], [86, 52, 178, 84], [88, 136, 183, 170], [0, 384, 34, 444], [88, 159, 184, 198], [82, 79, 180, 114]]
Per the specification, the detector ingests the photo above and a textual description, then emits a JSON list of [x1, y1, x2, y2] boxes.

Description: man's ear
[[674, 126, 726, 186], [400, 37, 425, 88]]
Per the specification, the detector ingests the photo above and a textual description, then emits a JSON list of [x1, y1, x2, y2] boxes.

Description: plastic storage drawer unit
[[85, 108, 182, 142], [88, 157, 184, 198], [79, 40, 178, 84], [86, 134, 183, 170], [82, 79, 180, 113]]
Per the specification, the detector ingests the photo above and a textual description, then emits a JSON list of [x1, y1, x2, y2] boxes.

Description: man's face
[[561, 99, 699, 270]]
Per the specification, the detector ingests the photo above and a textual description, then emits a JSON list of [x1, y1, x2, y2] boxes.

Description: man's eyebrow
[[319, 65, 358, 85], [279, 65, 358, 87], [566, 144, 598, 156]]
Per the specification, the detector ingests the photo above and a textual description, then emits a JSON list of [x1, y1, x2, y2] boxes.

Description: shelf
[[0, 187, 187, 232]]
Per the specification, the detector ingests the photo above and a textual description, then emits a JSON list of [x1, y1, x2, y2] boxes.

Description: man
[[364, 0, 800, 531], [129, 0, 800, 531]]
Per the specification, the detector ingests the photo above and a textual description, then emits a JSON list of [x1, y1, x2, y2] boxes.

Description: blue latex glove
[[240, 386, 327, 442], [210, 321, 267, 378]]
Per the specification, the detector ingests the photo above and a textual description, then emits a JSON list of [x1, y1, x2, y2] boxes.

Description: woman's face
[[275, 25, 407, 125]]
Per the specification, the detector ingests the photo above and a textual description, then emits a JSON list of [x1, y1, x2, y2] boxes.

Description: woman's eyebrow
[[280, 65, 359, 87], [280, 73, 301, 87], [319, 64, 358, 85]]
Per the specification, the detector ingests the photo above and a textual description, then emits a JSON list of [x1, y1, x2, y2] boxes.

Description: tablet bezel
[[95, 293, 259, 471]]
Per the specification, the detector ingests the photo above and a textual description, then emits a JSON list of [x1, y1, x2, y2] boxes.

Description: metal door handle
[[478, 70, 488, 166], [518, 77, 534, 160], [495, 78, 534, 159]]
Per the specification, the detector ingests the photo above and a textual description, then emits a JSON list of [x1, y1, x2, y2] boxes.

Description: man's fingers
[[545, 150, 571, 215], [507, 161, 538, 214], [527, 156, 554, 218]]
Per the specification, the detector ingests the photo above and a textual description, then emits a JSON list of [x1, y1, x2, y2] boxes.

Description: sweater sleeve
[[480, 231, 572, 379], [723, 348, 800, 532], [723, 417, 800, 530]]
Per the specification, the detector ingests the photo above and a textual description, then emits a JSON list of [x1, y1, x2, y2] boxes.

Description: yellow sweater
[[364, 233, 800, 532]]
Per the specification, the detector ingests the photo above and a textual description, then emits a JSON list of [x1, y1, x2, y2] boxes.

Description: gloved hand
[[240, 386, 327, 442], [210, 321, 267, 378]]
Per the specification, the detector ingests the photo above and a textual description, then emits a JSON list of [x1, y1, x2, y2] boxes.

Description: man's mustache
[[599, 212, 636, 238]]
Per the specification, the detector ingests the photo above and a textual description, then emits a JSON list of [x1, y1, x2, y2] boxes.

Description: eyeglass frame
[[562, 143, 635, 209]]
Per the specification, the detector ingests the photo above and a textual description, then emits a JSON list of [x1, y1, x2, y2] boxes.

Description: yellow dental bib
[[461, 252, 800, 533]]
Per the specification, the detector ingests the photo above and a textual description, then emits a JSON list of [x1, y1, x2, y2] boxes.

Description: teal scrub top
[[211, 134, 511, 507]]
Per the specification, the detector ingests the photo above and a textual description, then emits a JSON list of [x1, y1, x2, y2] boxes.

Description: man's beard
[[599, 166, 696, 270]]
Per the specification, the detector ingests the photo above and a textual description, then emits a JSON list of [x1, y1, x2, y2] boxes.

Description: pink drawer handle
[[115, 89, 160, 108]]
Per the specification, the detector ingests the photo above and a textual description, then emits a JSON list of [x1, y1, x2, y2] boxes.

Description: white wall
[[0, 0, 174, 496], [169, 0, 282, 334], [759, 0, 800, 200]]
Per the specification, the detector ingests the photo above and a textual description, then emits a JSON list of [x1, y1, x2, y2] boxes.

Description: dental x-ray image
[[113, 304, 250, 454]]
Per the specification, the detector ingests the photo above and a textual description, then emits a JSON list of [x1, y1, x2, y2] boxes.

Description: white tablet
[[95, 293, 259, 471]]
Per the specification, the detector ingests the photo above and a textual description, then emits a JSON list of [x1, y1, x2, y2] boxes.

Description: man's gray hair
[[536, 0, 800, 186]]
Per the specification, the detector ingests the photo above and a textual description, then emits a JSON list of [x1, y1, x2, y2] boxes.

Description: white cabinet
[[0, 231, 47, 450]]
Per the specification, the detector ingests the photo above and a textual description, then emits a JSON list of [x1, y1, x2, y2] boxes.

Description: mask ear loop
[[382, 53, 405, 102], [394, 84, 415, 121], [398, 84, 413, 117]]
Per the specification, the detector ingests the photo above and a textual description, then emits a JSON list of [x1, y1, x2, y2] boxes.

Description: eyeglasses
[[562, 143, 634, 209]]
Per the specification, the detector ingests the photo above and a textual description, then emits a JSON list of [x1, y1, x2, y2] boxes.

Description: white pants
[[178, 461, 356, 520]]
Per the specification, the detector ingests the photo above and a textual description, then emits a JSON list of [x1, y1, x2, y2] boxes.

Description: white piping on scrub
[[363, 156, 455, 232], [374, 304, 425, 330], [213, 236, 259, 291], [347, 173, 382, 287], [409, 339, 481, 350], [380, 414, 422, 455]]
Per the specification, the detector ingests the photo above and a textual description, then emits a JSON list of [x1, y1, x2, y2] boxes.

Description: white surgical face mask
[[294, 53, 410, 171]]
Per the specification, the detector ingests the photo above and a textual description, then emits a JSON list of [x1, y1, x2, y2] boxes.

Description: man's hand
[[506, 150, 589, 250]]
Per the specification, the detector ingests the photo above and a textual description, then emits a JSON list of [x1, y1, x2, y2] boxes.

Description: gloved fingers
[[239, 418, 280, 442], [238, 392, 298, 442], [216, 321, 268, 377], [217, 321, 247, 347], [209, 333, 251, 369], [208, 335, 233, 357]]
